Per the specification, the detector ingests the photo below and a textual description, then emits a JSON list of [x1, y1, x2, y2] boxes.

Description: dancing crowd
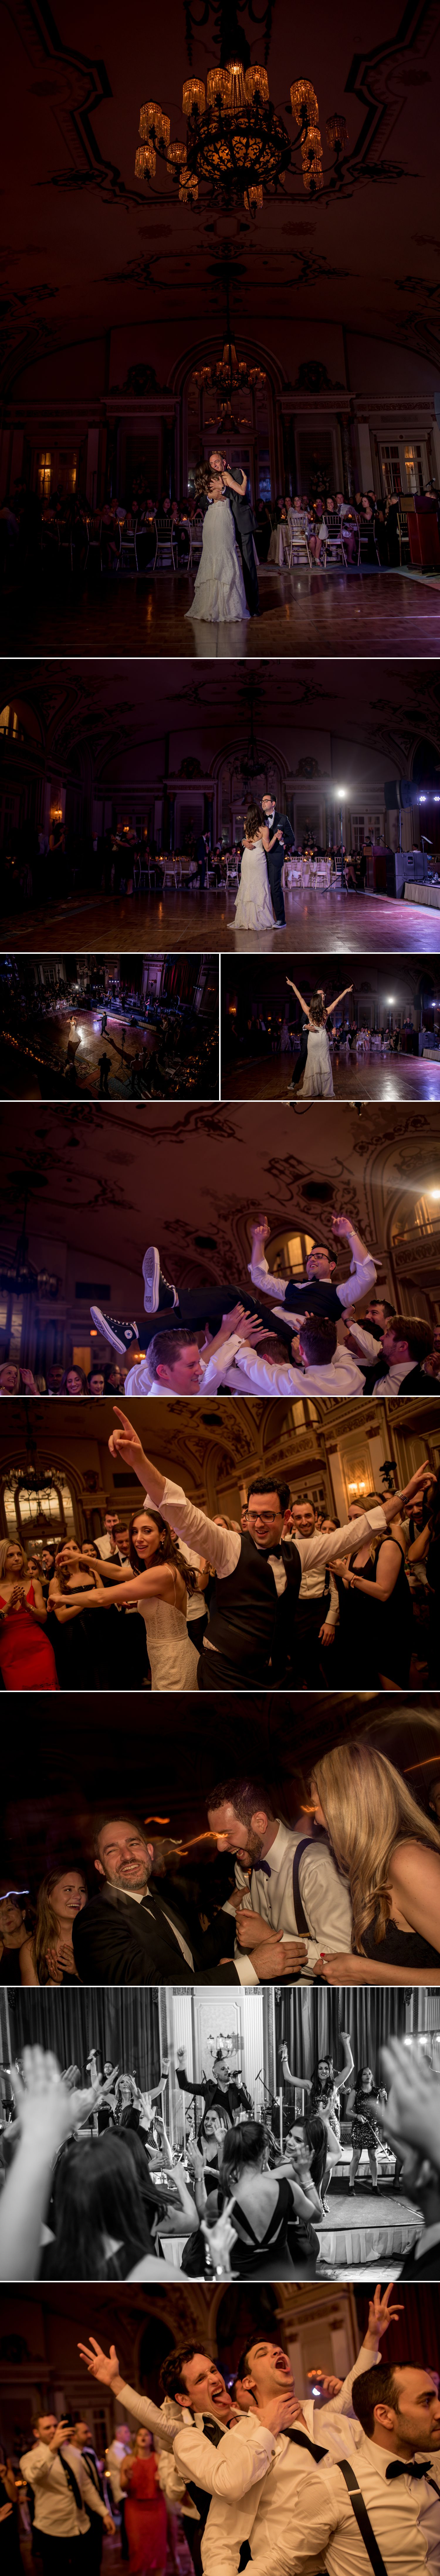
[[2, 1742, 440, 1986], [5, 2282, 440, 2574], [3, 2028, 440, 2293]]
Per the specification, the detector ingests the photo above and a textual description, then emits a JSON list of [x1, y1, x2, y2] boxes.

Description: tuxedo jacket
[[267, 804, 296, 851], [72, 1881, 241, 1987]]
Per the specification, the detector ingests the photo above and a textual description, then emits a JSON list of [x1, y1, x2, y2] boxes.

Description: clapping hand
[[375, 2037, 440, 2166]]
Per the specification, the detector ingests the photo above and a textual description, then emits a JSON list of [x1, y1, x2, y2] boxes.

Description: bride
[[234, 801, 278, 934], [186, 462, 249, 624]]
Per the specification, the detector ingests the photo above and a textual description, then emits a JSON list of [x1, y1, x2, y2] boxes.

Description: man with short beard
[[71, 1814, 299, 1987], [206, 1773, 352, 1975]]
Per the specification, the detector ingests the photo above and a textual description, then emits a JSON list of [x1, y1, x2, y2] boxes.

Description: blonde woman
[[19, 1867, 88, 1985], [0, 1538, 58, 1689], [310, 1742, 440, 1983]]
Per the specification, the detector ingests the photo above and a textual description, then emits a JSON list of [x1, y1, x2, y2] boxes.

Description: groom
[[261, 791, 295, 929], [209, 449, 260, 617]]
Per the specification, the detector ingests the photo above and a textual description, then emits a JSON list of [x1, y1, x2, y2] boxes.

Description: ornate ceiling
[[2, 0, 440, 386], [4, 660, 440, 785]]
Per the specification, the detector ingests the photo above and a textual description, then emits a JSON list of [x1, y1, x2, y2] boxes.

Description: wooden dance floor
[[224, 1050, 440, 1101], [5, 879, 440, 955], [3, 563, 440, 657]]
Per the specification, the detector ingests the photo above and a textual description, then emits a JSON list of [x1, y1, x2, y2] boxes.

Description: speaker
[[385, 850, 406, 897]]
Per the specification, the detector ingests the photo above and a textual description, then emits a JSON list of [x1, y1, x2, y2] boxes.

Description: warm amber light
[[182, 78, 206, 117], [291, 80, 319, 127], [135, 143, 155, 177], [245, 66, 269, 105]]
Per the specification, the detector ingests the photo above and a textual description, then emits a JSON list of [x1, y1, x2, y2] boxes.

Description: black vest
[[185, 2415, 224, 2530], [207, 1531, 302, 1675], [284, 1277, 342, 1319]]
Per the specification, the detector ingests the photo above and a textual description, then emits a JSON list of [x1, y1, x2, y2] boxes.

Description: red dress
[[124, 2456, 167, 2575], [0, 1585, 59, 1689]]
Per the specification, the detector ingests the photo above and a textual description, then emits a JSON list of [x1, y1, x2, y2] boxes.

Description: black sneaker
[[142, 1246, 179, 1315], [90, 1308, 139, 1354]]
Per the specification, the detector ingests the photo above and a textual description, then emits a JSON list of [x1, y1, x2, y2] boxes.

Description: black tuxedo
[[72, 1879, 241, 1986], [264, 806, 295, 926], [194, 832, 208, 887]]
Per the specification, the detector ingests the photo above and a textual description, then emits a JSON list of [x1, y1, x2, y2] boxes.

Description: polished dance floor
[[2, 562, 440, 656], [4, 880, 439, 955], [223, 1049, 440, 1101]]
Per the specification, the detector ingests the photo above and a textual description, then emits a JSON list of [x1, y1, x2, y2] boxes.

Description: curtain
[[275, 1987, 407, 2086], [160, 959, 197, 1005], [7, 1986, 160, 2086], [354, 2285, 440, 2370]]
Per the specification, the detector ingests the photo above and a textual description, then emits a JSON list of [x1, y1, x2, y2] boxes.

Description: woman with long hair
[[119, 2427, 167, 2576], [41, 2130, 194, 2280], [345, 2065, 387, 2194], [59, 1367, 89, 1395], [331, 1498, 413, 1686], [408, 1471, 440, 1683], [19, 1867, 88, 1985], [279, 2032, 354, 2210], [0, 1363, 37, 1395], [0, 1539, 59, 1689], [233, 802, 278, 934], [48, 1540, 126, 1687], [286, 977, 353, 1097], [183, 2117, 323, 2278], [186, 458, 248, 625], [78, 1507, 200, 1689], [311, 1741, 440, 1981]]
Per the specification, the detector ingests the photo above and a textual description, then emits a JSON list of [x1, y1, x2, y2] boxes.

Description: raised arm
[[326, 984, 353, 1015], [286, 977, 308, 1012], [335, 2031, 355, 2090]]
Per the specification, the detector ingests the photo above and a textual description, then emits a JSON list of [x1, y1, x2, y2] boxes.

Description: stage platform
[[405, 881, 440, 909], [317, 2179, 420, 2275], [2, 562, 440, 659], [3, 882, 439, 957]]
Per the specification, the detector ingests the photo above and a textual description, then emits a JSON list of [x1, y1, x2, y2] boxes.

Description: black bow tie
[[385, 2460, 433, 2482], [255, 1859, 272, 1878], [285, 2429, 327, 2463], [265, 1542, 284, 1559]]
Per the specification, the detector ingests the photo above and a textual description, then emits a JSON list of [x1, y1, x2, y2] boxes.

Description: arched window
[[264, 1229, 316, 1276], [1, 1469, 76, 1548]]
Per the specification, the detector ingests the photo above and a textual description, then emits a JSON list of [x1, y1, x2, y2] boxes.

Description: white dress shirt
[[147, 1483, 387, 1643], [20, 2441, 108, 2538], [172, 2341, 379, 2575], [124, 1343, 256, 1398], [233, 1340, 365, 1399], [223, 1817, 353, 1971], [346, 1326, 429, 1399], [318, 2425, 440, 2576], [249, 1245, 377, 1320]]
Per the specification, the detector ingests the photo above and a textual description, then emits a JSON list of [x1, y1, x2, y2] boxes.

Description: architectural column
[[170, 1990, 195, 2146], [85, 425, 100, 510], [356, 420, 373, 491]]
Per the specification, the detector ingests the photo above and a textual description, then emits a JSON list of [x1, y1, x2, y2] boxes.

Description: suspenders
[[337, 2460, 389, 2576]]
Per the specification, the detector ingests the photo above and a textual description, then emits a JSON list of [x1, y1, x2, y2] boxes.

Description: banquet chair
[[179, 857, 199, 890], [163, 855, 181, 888], [153, 517, 178, 569], [119, 514, 139, 572], [224, 852, 240, 888], [286, 511, 313, 569]]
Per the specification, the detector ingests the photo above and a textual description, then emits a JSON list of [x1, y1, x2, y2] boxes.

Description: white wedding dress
[[234, 836, 275, 933], [139, 1587, 199, 1691], [186, 497, 248, 623]]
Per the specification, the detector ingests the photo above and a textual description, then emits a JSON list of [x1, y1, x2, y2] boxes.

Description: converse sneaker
[[90, 1309, 139, 1355], [142, 1246, 179, 1315]]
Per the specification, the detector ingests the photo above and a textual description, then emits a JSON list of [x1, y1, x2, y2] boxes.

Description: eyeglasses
[[247, 1510, 280, 1526]]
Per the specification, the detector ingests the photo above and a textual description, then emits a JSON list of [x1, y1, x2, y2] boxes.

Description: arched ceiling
[[3, 0, 440, 387], [3, 658, 440, 781], [1, 1101, 439, 1287]]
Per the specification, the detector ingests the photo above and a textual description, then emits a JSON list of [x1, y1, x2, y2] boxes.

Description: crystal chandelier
[[135, 54, 353, 214]]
